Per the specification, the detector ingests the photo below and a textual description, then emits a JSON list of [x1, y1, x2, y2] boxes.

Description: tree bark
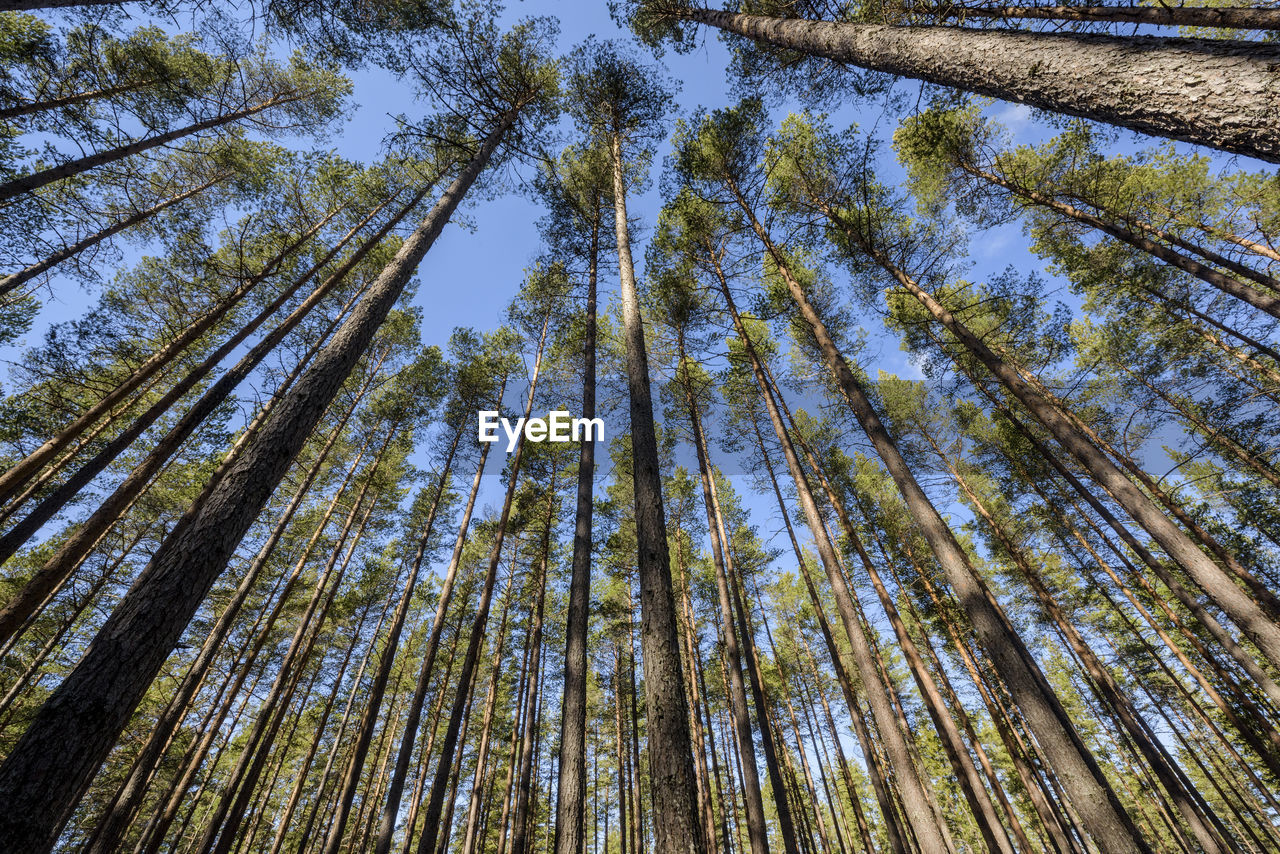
[[553, 202, 599, 854], [609, 129, 706, 854], [681, 8, 1280, 162]]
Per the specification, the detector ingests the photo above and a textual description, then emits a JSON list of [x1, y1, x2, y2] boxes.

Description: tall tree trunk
[[413, 307, 549, 854], [677, 8, 1280, 161], [317, 430, 462, 854], [0, 204, 339, 510], [373, 434, 496, 854], [715, 269, 952, 852], [609, 128, 706, 854], [676, 351, 775, 854], [81, 393, 360, 854], [0, 114, 514, 854], [511, 491, 554, 854], [0, 90, 316, 203], [0, 171, 231, 296], [0, 190, 408, 580], [553, 201, 599, 854], [459, 568, 519, 854], [928, 4, 1280, 31]]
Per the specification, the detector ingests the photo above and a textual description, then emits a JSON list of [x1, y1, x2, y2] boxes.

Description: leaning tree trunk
[[316, 430, 462, 854], [0, 190, 409, 582], [0, 90, 313, 203], [714, 275, 952, 853], [0, 204, 338, 510], [609, 128, 707, 854], [927, 4, 1280, 32], [958, 160, 1280, 320], [0, 171, 232, 297], [677, 355, 774, 854], [0, 113, 515, 854], [679, 8, 1280, 162], [414, 308, 549, 854], [730, 195, 1151, 852]]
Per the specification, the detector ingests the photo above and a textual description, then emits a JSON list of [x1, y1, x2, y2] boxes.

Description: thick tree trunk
[[553, 207, 599, 854], [682, 8, 1280, 162], [609, 129, 706, 854], [0, 115, 512, 854], [930, 4, 1280, 31], [81, 397, 358, 854]]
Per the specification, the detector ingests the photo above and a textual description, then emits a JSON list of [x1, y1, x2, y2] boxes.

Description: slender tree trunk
[[0, 114, 514, 853], [0, 171, 231, 296], [511, 495, 554, 854], [553, 203, 599, 854], [715, 269, 952, 852], [676, 352, 774, 854], [0, 203, 338, 510], [962, 160, 1280, 318], [0, 190, 405, 583], [317, 427, 462, 854], [459, 569, 519, 854], [373, 434, 496, 854], [0, 90, 314, 203], [609, 128, 706, 854], [678, 8, 1280, 161], [413, 308, 549, 854], [0, 77, 154, 120], [732, 201, 1151, 852]]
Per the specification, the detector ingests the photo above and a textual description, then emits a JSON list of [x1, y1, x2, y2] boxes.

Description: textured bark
[[683, 8, 1280, 161], [81, 398, 357, 854], [609, 130, 706, 854], [933, 3, 1280, 31], [0, 91, 311, 203], [552, 205, 599, 854], [0, 116, 510, 853], [0, 171, 230, 297]]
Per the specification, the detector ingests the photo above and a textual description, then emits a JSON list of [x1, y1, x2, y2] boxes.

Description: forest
[[0, 0, 1277, 852]]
